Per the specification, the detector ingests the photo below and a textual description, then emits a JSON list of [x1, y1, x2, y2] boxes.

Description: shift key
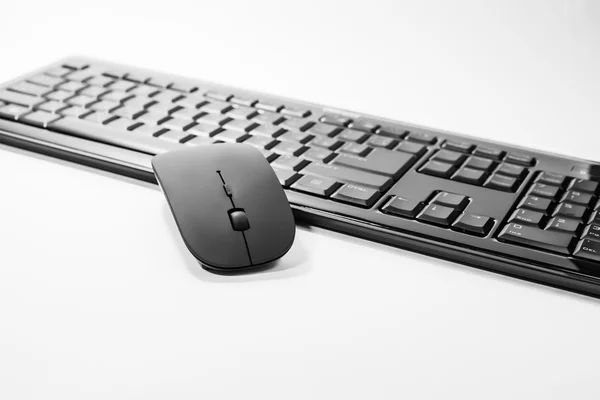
[[498, 223, 574, 255], [332, 148, 416, 179]]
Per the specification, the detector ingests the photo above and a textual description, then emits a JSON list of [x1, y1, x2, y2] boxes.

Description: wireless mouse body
[[152, 144, 296, 272]]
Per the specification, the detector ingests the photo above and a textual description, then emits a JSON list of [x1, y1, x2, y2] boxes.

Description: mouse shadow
[[161, 206, 313, 283]]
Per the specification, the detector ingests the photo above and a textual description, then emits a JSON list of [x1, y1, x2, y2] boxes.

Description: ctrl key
[[574, 239, 600, 262], [381, 196, 424, 218]]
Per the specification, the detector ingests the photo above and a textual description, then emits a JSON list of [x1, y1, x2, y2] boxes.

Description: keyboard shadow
[[161, 205, 313, 283]]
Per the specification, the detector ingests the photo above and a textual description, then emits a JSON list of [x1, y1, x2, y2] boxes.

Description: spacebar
[[49, 117, 181, 155]]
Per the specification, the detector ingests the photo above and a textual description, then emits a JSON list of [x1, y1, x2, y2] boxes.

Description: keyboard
[[2, 57, 600, 298]]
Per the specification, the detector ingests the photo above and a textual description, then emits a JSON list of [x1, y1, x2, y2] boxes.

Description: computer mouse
[[152, 143, 296, 272]]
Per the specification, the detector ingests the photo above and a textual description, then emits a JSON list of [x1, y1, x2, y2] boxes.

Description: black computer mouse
[[152, 143, 296, 272]]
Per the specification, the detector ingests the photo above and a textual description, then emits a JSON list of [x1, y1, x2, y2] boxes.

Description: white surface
[[1, 1, 600, 399]]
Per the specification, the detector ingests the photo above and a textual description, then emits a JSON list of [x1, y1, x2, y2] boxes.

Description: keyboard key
[[83, 111, 116, 124], [464, 157, 494, 171], [90, 100, 120, 113], [351, 119, 380, 133], [277, 130, 314, 144], [484, 174, 519, 192], [431, 149, 466, 164], [332, 184, 380, 207], [46, 66, 72, 77], [227, 106, 259, 120], [109, 80, 137, 92], [498, 223, 573, 255], [382, 196, 424, 218], [281, 117, 314, 132], [204, 91, 232, 102], [518, 195, 552, 212], [272, 168, 300, 187], [432, 192, 469, 209], [28, 74, 63, 87], [184, 136, 214, 146], [333, 148, 415, 179], [58, 81, 86, 92], [78, 85, 107, 98], [168, 82, 197, 93], [131, 124, 166, 137], [546, 217, 580, 233], [114, 106, 145, 120], [301, 148, 336, 163], [45, 89, 74, 102], [59, 106, 90, 118], [292, 175, 340, 197], [473, 147, 504, 160], [588, 210, 600, 225], [86, 76, 114, 87], [105, 117, 140, 131], [67, 70, 97, 82], [574, 239, 600, 262], [156, 129, 190, 143], [406, 131, 436, 144], [0, 104, 30, 120], [395, 141, 426, 157], [340, 142, 370, 156], [187, 123, 220, 137], [37, 100, 67, 113], [552, 202, 587, 219], [21, 110, 60, 128], [303, 163, 392, 191], [417, 204, 460, 226], [320, 113, 352, 127], [0, 89, 43, 108], [561, 190, 594, 207], [271, 155, 310, 171], [251, 124, 284, 138], [223, 119, 259, 133], [452, 214, 494, 236], [312, 137, 343, 151], [272, 141, 307, 156], [63, 61, 89, 70], [569, 179, 599, 194], [366, 135, 397, 149], [176, 94, 207, 109], [495, 163, 526, 179], [582, 224, 600, 241], [536, 172, 566, 187], [337, 129, 368, 143], [230, 96, 257, 107], [243, 135, 277, 150], [253, 112, 285, 125], [213, 129, 250, 143], [101, 90, 132, 103], [161, 117, 195, 131], [200, 100, 233, 114], [11, 81, 51, 96], [529, 183, 559, 199], [255, 101, 283, 112], [171, 107, 202, 121], [281, 107, 311, 118], [196, 113, 232, 126], [420, 160, 456, 178], [137, 111, 169, 125], [307, 123, 339, 137], [378, 125, 408, 138], [443, 140, 475, 153], [509, 209, 544, 226], [50, 117, 181, 154], [452, 167, 487, 185], [505, 153, 535, 166]]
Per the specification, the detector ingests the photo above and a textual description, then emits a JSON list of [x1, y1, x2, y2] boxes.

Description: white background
[[1, 1, 600, 399]]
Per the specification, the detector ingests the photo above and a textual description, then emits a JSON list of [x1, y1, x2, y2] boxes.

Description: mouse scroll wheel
[[228, 209, 250, 231], [223, 184, 233, 198]]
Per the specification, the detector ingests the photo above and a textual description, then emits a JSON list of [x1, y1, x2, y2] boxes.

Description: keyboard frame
[[2, 56, 600, 298]]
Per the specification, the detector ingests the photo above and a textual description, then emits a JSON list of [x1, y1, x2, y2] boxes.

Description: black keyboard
[[2, 57, 600, 297]]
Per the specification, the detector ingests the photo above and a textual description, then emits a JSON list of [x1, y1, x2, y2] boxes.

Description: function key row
[[381, 191, 494, 236], [442, 140, 536, 166], [418, 149, 529, 192], [319, 112, 438, 145]]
